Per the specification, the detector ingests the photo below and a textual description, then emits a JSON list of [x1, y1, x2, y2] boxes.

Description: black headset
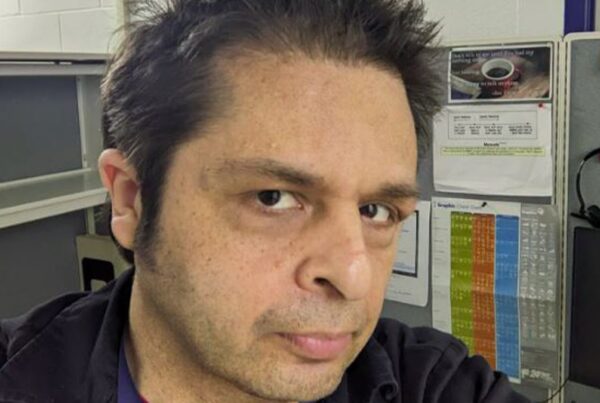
[[571, 147, 600, 228]]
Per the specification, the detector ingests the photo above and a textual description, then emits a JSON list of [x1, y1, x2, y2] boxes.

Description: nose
[[294, 207, 372, 301]]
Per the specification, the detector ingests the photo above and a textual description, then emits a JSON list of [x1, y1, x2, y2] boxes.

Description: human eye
[[359, 203, 398, 225], [255, 190, 300, 211]]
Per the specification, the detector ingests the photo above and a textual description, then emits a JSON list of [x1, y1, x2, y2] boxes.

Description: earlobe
[[98, 149, 142, 249]]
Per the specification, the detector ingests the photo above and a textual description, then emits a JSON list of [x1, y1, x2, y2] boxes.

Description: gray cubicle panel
[[0, 74, 92, 318], [0, 211, 86, 318], [0, 76, 83, 181], [563, 34, 600, 403], [381, 43, 554, 402]]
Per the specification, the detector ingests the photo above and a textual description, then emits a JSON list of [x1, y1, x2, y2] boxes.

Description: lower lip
[[278, 333, 352, 361]]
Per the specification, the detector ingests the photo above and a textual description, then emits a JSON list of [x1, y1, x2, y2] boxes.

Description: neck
[[125, 276, 295, 403]]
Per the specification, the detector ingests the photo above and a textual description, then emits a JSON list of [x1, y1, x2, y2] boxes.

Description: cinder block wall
[[0, 0, 120, 53], [0, 0, 568, 54], [424, 0, 565, 42]]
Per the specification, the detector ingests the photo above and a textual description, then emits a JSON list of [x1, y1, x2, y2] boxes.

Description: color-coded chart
[[494, 215, 520, 378], [450, 212, 498, 368], [432, 199, 521, 380]]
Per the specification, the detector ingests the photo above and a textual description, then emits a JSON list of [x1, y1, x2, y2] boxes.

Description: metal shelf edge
[[0, 188, 107, 230]]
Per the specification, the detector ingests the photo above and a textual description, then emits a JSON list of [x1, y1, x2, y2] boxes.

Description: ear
[[98, 149, 142, 250]]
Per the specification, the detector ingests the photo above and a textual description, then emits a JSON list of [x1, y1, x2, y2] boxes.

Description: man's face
[[137, 54, 418, 401]]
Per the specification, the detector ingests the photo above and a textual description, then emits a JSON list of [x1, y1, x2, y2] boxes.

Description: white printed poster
[[431, 197, 522, 381], [433, 103, 553, 196], [385, 201, 430, 307]]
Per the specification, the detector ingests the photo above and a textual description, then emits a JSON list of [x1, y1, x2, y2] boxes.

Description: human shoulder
[[0, 271, 128, 371], [0, 291, 89, 366], [0, 290, 98, 401], [369, 318, 530, 403], [0, 271, 133, 401], [371, 317, 470, 367]]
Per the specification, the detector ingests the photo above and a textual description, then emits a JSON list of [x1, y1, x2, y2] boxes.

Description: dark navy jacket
[[0, 269, 530, 403]]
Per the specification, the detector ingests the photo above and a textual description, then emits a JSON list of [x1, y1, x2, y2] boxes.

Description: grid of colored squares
[[450, 212, 521, 379]]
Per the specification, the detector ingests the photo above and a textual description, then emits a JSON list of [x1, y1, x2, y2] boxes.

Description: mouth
[[276, 332, 353, 361]]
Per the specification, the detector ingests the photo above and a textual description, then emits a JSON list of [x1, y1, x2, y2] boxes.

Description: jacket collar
[[84, 268, 135, 402], [324, 336, 399, 403]]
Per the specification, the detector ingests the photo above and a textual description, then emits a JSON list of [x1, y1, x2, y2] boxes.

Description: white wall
[[0, 0, 120, 53], [0, 0, 570, 54], [424, 0, 565, 43]]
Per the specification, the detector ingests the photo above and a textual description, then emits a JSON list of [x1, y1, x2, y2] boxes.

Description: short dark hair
[[101, 0, 442, 265]]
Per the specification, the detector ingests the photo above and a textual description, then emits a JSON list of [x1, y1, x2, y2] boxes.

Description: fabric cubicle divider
[[563, 33, 600, 403], [382, 38, 559, 402]]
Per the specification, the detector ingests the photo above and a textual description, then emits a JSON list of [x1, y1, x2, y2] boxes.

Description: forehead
[[184, 53, 418, 187]]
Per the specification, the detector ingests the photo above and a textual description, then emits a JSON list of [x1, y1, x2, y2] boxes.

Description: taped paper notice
[[433, 103, 553, 196]]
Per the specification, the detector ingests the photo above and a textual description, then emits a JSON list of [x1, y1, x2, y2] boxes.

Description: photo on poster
[[449, 44, 552, 103]]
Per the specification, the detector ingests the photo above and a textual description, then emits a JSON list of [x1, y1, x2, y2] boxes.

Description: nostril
[[315, 277, 328, 286], [313, 277, 345, 299]]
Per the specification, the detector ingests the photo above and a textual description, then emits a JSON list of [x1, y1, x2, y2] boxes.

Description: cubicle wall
[[382, 38, 558, 402], [381, 35, 600, 403], [0, 77, 82, 182], [0, 55, 106, 318], [0, 212, 86, 318], [563, 33, 600, 403]]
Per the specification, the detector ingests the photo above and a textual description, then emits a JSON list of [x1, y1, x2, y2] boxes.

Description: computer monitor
[[569, 227, 600, 388]]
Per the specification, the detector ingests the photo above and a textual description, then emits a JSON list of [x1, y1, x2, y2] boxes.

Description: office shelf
[[0, 169, 107, 229], [0, 51, 109, 62], [0, 51, 108, 76]]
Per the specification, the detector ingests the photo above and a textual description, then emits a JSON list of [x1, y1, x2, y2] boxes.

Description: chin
[[236, 358, 348, 402], [249, 373, 343, 402]]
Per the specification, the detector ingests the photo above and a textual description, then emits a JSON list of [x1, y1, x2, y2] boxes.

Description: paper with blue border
[[385, 200, 431, 307]]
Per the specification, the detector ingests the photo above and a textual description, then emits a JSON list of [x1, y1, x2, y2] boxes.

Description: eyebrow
[[371, 183, 421, 202], [214, 157, 420, 201], [215, 158, 326, 187]]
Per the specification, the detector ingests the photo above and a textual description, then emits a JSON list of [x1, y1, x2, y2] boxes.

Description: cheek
[[174, 213, 294, 317]]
